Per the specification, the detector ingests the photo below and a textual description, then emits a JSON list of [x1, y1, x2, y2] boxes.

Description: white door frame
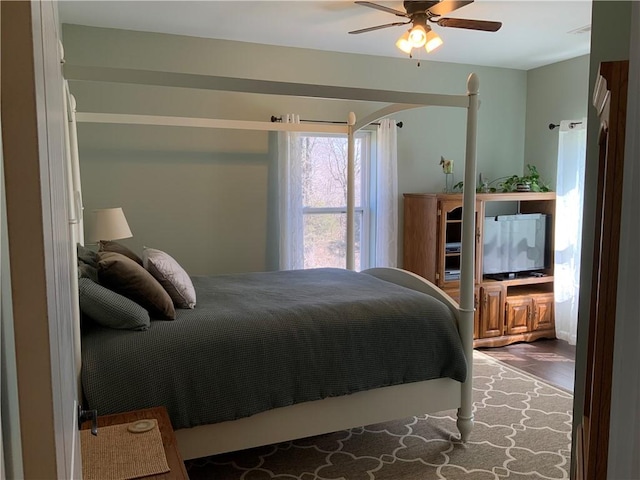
[[1, 1, 82, 478]]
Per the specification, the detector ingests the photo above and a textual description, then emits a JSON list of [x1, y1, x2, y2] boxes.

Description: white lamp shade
[[408, 24, 427, 48], [396, 23, 440, 55], [90, 208, 133, 242], [395, 31, 413, 54], [425, 30, 443, 53]]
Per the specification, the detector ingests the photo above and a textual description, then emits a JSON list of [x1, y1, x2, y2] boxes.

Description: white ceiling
[[58, 0, 592, 70]]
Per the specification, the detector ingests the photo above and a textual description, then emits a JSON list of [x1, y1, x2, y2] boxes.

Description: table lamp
[[89, 207, 133, 242]]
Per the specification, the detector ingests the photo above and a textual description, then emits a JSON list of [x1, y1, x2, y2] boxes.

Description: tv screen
[[483, 213, 550, 277]]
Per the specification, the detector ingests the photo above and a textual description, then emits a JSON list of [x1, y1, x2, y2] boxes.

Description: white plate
[[127, 419, 156, 433]]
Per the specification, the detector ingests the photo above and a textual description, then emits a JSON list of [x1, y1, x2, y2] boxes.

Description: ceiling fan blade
[[436, 18, 502, 32], [349, 21, 411, 34], [428, 0, 474, 17], [355, 1, 409, 17]]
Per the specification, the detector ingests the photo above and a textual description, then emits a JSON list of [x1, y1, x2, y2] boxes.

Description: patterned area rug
[[186, 351, 573, 479]]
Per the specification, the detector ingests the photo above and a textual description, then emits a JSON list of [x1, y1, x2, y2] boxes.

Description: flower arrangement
[[439, 156, 455, 192], [440, 156, 454, 174]]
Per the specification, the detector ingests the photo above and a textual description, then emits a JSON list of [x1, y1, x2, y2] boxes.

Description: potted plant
[[453, 164, 551, 193], [500, 164, 550, 192]]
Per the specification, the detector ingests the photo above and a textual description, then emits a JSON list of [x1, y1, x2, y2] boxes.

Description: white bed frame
[[64, 66, 479, 460]]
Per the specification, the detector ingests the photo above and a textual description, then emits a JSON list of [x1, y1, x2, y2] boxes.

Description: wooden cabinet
[[505, 296, 532, 335], [531, 292, 554, 332], [479, 284, 505, 338], [403, 194, 481, 288], [403, 192, 556, 348], [402, 194, 438, 283], [502, 290, 555, 338], [437, 199, 464, 288], [505, 297, 533, 335], [473, 287, 480, 340]]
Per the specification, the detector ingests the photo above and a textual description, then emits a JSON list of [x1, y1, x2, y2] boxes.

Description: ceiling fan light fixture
[[352, 1, 503, 59], [395, 31, 413, 54], [425, 29, 443, 53], [408, 24, 427, 48]]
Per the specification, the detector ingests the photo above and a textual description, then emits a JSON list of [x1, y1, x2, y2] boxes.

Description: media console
[[403, 191, 556, 348]]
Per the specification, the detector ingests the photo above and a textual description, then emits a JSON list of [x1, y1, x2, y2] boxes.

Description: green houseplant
[[453, 164, 551, 193], [499, 164, 550, 192]]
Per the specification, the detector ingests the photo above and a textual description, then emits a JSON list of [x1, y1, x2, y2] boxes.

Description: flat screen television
[[483, 213, 551, 279]]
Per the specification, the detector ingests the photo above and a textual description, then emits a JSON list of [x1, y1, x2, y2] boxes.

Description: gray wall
[[62, 24, 527, 274], [524, 55, 590, 188]]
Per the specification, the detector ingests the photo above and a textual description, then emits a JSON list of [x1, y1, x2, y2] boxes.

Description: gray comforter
[[81, 268, 467, 430]]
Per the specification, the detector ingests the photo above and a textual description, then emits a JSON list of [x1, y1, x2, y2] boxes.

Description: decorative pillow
[[97, 251, 176, 320], [78, 277, 150, 330], [77, 244, 98, 268], [78, 260, 99, 283], [98, 240, 143, 265], [143, 248, 196, 309]]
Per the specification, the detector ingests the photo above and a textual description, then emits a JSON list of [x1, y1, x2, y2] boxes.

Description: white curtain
[[375, 118, 398, 267], [554, 118, 587, 345], [277, 114, 304, 270]]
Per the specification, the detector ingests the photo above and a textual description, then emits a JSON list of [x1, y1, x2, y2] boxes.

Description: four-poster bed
[[65, 67, 479, 461]]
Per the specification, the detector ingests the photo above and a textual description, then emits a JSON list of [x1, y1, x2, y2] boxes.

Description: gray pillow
[[77, 244, 98, 268], [78, 260, 98, 283], [78, 277, 150, 331]]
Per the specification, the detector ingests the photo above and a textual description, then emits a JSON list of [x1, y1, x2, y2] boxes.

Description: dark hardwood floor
[[477, 338, 576, 392]]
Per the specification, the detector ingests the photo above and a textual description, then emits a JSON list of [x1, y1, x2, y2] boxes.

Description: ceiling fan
[[349, 1, 502, 55]]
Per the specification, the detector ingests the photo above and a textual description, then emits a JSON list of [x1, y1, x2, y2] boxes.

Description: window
[[299, 132, 372, 270]]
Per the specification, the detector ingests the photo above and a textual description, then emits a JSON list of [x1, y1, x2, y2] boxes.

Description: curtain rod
[[548, 121, 582, 130], [270, 116, 403, 128]]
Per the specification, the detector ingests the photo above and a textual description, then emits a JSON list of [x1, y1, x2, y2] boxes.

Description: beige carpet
[[186, 351, 573, 479]]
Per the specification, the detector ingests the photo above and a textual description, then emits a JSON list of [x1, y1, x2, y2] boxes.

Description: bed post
[[457, 73, 479, 442], [346, 112, 356, 270]]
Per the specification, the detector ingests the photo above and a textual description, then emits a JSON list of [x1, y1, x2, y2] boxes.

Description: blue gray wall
[[62, 6, 640, 476], [62, 24, 537, 275], [524, 55, 590, 188]]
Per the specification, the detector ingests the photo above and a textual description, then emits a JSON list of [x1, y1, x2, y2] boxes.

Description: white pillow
[[142, 248, 196, 309]]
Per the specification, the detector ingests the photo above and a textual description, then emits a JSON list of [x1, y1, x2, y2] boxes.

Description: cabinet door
[[474, 287, 480, 340], [531, 293, 554, 331], [402, 195, 438, 282], [479, 285, 504, 338], [505, 297, 532, 335], [437, 200, 463, 288]]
